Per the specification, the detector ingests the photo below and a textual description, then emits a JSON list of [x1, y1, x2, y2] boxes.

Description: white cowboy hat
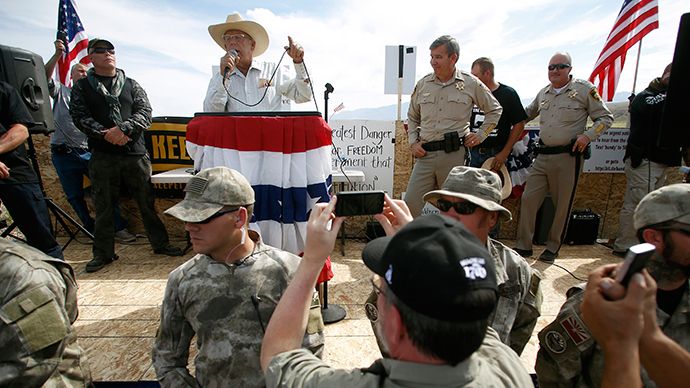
[[481, 157, 513, 200], [208, 13, 269, 57]]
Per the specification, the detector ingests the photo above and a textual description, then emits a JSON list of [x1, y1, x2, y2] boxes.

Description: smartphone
[[335, 191, 385, 217], [614, 242, 656, 287]]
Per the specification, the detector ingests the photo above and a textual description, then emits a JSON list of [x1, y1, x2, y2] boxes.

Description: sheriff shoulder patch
[[589, 88, 601, 102]]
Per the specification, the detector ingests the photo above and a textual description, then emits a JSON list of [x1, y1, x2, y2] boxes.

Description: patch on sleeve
[[544, 330, 567, 354], [560, 314, 591, 347], [589, 88, 602, 102], [411, 84, 417, 98], [480, 81, 491, 93]]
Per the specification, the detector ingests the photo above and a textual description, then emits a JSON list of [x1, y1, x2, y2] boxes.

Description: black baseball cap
[[362, 214, 497, 322], [88, 38, 114, 53]]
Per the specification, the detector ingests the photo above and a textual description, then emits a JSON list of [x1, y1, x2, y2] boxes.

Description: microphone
[[223, 49, 238, 79]]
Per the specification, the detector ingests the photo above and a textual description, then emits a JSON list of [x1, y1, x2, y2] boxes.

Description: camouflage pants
[[88, 150, 169, 259]]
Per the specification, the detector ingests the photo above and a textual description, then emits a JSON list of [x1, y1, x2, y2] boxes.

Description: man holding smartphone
[[535, 184, 690, 387], [371, 166, 542, 355]]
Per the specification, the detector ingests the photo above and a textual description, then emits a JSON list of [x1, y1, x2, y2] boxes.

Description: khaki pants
[[614, 158, 667, 252], [516, 153, 582, 253], [404, 148, 467, 218]]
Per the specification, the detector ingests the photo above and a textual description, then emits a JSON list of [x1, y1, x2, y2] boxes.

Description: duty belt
[[534, 143, 572, 155], [474, 146, 503, 155], [421, 131, 464, 153]]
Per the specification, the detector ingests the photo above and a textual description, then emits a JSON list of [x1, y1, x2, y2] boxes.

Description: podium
[[185, 112, 332, 255]]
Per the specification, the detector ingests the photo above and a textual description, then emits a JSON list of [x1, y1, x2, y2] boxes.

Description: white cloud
[[1, 0, 687, 116]]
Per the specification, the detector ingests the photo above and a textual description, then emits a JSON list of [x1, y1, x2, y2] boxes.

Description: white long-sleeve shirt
[[203, 59, 312, 112]]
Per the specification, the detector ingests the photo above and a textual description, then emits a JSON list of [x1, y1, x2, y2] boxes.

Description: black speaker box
[[659, 13, 690, 148], [564, 209, 600, 245], [0, 44, 55, 134], [365, 220, 386, 241]]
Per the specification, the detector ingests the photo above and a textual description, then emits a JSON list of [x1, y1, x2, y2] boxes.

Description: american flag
[[589, 0, 659, 101], [333, 102, 345, 114], [56, 0, 90, 86]]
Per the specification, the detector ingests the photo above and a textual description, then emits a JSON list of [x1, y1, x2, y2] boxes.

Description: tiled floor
[[52, 233, 619, 382]]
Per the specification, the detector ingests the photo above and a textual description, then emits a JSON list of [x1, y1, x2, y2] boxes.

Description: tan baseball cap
[[165, 167, 255, 223], [634, 184, 690, 230], [423, 166, 512, 221]]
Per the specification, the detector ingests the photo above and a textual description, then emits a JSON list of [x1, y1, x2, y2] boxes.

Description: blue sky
[[1, 0, 688, 117]]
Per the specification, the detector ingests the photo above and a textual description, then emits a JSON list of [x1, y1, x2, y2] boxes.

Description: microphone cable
[[222, 48, 319, 112]]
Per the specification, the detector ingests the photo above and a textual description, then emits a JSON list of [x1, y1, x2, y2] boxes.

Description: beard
[[648, 235, 690, 288]]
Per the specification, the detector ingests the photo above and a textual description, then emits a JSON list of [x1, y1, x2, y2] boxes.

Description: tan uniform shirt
[[407, 70, 502, 146], [525, 77, 613, 146]]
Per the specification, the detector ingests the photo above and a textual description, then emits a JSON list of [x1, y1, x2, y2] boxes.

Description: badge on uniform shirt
[[455, 81, 464, 91], [259, 78, 273, 88], [589, 88, 602, 101], [568, 90, 578, 99], [540, 99, 549, 109]]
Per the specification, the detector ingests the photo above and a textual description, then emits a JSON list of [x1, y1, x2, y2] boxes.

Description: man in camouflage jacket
[[152, 166, 324, 388], [0, 239, 92, 386], [536, 184, 690, 387]]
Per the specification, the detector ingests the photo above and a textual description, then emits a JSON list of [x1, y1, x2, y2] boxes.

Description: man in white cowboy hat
[[203, 13, 312, 112], [369, 166, 542, 355]]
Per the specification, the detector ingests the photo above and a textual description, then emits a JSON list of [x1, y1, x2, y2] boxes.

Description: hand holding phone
[[614, 243, 656, 287], [334, 191, 385, 217]]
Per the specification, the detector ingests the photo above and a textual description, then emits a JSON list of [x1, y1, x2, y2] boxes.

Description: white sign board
[[583, 128, 629, 173], [384, 45, 417, 95], [329, 120, 395, 193]]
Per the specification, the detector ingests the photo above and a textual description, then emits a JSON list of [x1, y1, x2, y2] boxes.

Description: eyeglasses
[[548, 63, 571, 71], [654, 224, 690, 237], [193, 207, 240, 224], [91, 47, 115, 55], [223, 33, 251, 42], [370, 275, 387, 297], [436, 199, 480, 214]]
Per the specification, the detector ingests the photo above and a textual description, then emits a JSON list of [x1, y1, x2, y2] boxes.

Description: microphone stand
[[324, 83, 334, 123], [320, 82, 346, 324]]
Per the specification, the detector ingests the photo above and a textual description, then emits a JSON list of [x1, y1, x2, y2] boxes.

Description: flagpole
[[631, 39, 643, 95]]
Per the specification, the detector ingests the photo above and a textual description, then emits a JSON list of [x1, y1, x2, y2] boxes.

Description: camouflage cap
[[634, 184, 690, 230], [423, 166, 512, 221], [165, 167, 255, 223]]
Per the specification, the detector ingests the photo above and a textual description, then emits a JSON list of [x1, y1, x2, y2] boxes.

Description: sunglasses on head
[[548, 63, 570, 71], [193, 207, 240, 224], [91, 47, 115, 55], [436, 199, 480, 214]]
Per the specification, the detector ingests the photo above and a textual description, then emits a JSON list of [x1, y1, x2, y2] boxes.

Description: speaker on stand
[[0, 44, 93, 249]]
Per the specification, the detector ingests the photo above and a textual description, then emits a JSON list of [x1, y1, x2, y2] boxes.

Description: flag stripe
[[185, 114, 333, 254], [589, 0, 659, 101], [56, 0, 90, 86]]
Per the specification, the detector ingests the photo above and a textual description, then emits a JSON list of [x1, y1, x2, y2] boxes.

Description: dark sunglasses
[[436, 199, 480, 215], [193, 207, 240, 224], [370, 275, 387, 297], [548, 63, 571, 71], [91, 47, 115, 55]]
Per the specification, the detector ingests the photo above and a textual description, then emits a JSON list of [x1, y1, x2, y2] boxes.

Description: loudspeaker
[[659, 13, 690, 148], [0, 44, 55, 134]]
